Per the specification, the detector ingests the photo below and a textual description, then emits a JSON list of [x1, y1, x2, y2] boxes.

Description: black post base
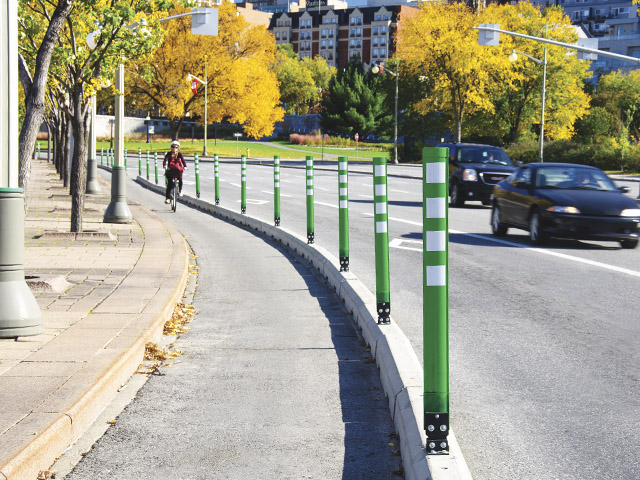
[[377, 302, 390, 324], [425, 412, 449, 455], [339, 256, 349, 272], [307, 231, 314, 244], [275, 217, 281, 227]]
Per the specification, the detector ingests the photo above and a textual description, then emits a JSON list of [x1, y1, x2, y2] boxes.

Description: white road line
[[367, 214, 640, 278], [315, 201, 338, 209], [390, 189, 410, 194]]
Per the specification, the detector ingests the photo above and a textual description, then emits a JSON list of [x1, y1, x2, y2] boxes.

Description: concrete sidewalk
[[0, 158, 188, 479]]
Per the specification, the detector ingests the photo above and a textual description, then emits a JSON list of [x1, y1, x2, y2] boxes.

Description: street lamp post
[[145, 115, 151, 143], [187, 64, 208, 156], [372, 62, 399, 165], [0, 0, 43, 337], [509, 48, 547, 162]]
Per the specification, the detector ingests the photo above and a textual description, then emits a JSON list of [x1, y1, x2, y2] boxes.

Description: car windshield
[[457, 147, 512, 166], [534, 167, 618, 191]]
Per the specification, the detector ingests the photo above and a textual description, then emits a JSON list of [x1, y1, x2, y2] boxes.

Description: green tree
[[591, 70, 640, 141], [320, 57, 390, 138]]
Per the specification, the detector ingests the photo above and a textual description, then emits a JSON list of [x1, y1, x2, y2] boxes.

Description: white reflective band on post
[[426, 231, 446, 252], [426, 163, 446, 184], [307, 160, 313, 167], [340, 200, 348, 209], [375, 165, 386, 177], [242, 176, 246, 181], [375, 202, 387, 214], [275, 182, 280, 188], [376, 221, 387, 233], [340, 187, 348, 196], [307, 189, 313, 195], [275, 166, 280, 172], [339, 175, 348, 183], [426, 197, 446, 219], [426, 265, 446, 286], [375, 184, 387, 196], [307, 179, 313, 186], [339, 162, 347, 170], [275, 174, 280, 180]]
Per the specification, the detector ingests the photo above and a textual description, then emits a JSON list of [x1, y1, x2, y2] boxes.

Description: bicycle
[[169, 176, 178, 212]]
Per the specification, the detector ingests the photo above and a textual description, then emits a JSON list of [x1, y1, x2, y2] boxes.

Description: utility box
[[478, 24, 500, 46], [191, 7, 218, 36]]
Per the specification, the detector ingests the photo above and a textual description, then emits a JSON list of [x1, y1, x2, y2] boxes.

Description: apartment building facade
[[530, 0, 640, 76], [268, 5, 417, 68]]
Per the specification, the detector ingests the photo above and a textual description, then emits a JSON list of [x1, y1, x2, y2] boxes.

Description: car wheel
[[620, 238, 639, 249], [451, 184, 465, 207], [529, 211, 546, 245], [491, 205, 508, 236]]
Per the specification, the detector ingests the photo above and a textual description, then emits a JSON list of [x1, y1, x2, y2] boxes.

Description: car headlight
[[620, 208, 640, 217], [546, 206, 581, 214], [462, 168, 478, 182]]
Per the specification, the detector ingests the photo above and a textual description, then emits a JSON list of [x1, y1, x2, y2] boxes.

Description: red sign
[[191, 80, 198, 95], [355, 133, 359, 141]]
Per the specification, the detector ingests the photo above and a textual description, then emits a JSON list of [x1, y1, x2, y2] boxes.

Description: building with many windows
[[530, 0, 640, 77], [268, 4, 417, 68]]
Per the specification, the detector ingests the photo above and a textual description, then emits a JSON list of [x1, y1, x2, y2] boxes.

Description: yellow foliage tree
[[399, 2, 514, 142], [127, 1, 283, 139]]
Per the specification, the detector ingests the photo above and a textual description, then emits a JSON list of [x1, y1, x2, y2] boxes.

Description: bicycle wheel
[[171, 179, 177, 212]]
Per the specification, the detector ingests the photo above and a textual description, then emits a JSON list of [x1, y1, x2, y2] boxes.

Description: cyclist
[[163, 140, 187, 203]]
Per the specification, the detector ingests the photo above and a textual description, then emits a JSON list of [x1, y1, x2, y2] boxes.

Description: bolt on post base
[[241, 206, 246, 214], [377, 302, 390, 324], [275, 217, 281, 227], [339, 256, 349, 272], [215, 198, 220, 206], [307, 232, 315, 244], [425, 412, 449, 455]]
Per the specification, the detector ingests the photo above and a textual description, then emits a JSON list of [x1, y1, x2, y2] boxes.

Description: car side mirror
[[619, 186, 630, 193], [514, 160, 523, 167]]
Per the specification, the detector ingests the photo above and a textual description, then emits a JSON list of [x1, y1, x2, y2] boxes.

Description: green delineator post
[[195, 154, 201, 198], [306, 155, 314, 244], [422, 146, 450, 455], [146, 150, 150, 180], [241, 154, 247, 214], [154, 152, 158, 184], [214, 154, 220, 205], [373, 157, 390, 324], [138, 147, 142, 176], [100, 147, 104, 166], [274, 156, 281, 226], [338, 156, 349, 271], [124, 148, 128, 170]]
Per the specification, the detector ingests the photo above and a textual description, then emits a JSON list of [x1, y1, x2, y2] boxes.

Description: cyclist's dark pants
[[165, 169, 183, 199]]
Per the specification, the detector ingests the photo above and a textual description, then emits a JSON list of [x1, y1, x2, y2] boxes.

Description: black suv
[[437, 143, 518, 207]]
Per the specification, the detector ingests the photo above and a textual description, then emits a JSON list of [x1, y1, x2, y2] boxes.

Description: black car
[[438, 143, 517, 207], [491, 163, 640, 248]]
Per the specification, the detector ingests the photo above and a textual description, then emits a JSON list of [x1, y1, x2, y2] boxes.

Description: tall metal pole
[[539, 44, 547, 163], [203, 55, 208, 157], [86, 94, 101, 194], [0, 0, 43, 337], [393, 67, 399, 165], [104, 63, 132, 223], [423, 146, 450, 454]]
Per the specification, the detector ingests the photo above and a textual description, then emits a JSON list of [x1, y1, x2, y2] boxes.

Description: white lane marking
[[316, 187, 330, 191], [389, 238, 422, 252], [390, 189, 410, 194], [182, 180, 195, 185], [236, 199, 268, 205], [315, 201, 338, 209], [368, 214, 640, 278], [230, 183, 241, 188], [362, 183, 373, 187]]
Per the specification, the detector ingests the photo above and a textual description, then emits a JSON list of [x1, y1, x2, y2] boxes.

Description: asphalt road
[[65, 169, 400, 479], [149, 158, 640, 480]]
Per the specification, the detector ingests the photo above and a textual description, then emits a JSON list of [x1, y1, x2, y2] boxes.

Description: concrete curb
[[0, 204, 189, 480], [135, 176, 473, 480]]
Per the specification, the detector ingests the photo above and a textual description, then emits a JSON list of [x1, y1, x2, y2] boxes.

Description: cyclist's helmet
[[171, 140, 180, 147]]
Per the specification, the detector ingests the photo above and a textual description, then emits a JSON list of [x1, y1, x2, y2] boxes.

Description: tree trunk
[[62, 121, 71, 188], [17, 0, 74, 200], [70, 86, 90, 233]]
